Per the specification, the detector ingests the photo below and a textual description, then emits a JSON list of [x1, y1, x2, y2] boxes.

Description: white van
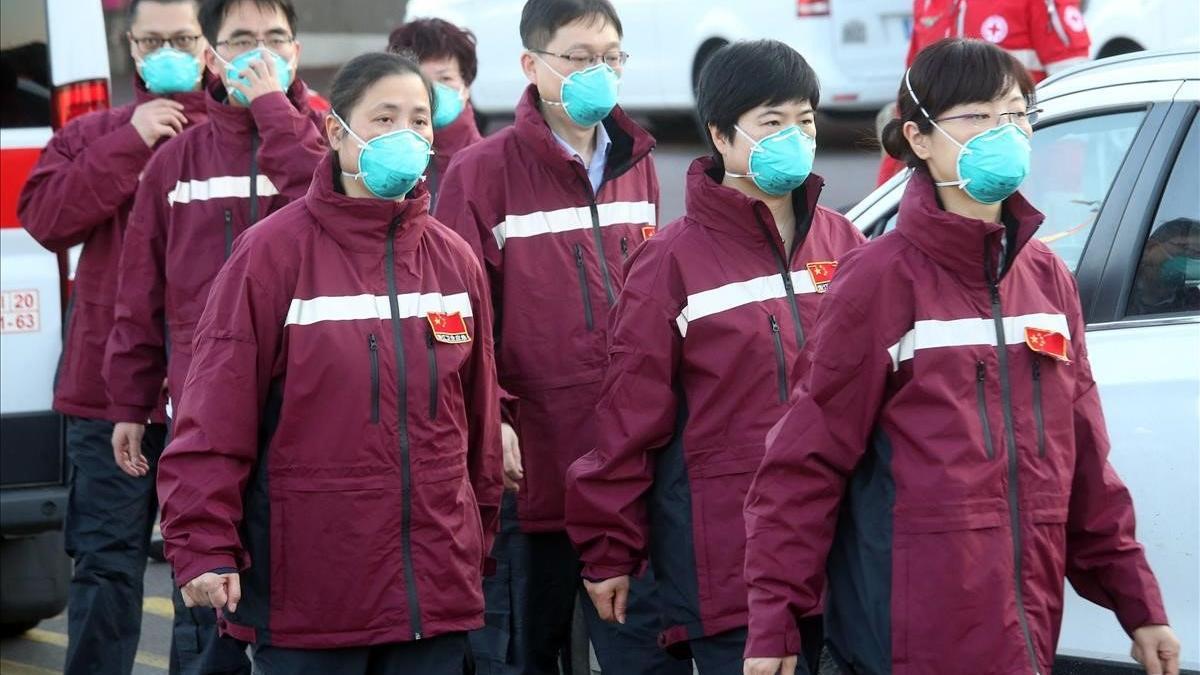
[[405, 0, 912, 116], [0, 0, 110, 633]]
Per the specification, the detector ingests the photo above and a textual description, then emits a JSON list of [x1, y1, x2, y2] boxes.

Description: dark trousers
[[251, 632, 470, 675], [470, 495, 685, 675], [63, 416, 250, 675], [688, 618, 825, 675]]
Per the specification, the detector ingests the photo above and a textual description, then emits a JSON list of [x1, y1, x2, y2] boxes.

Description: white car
[[404, 0, 912, 116], [0, 0, 110, 633], [1085, 0, 1200, 58], [846, 50, 1200, 672]]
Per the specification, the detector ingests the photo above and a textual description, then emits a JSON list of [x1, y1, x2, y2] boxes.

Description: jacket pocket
[[426, 326, 439, 420], [368, 333, 380, 424], [223, 209, 233, 258], [620, 235, 630, 262], [1031, 359, 1045, 458], [574, 244, 594, 331], [770, 314, 787, 403], [975, 360, 995, 460]]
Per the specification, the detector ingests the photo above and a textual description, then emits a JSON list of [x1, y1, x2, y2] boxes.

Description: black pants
[[251, 632, 470, 675], [688, 618, 824, 675], [63, 416, 250, 675]]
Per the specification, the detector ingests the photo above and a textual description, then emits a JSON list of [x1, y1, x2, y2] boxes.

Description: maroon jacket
[[104, 79, 325, 423], [435, 85, 659, 532], [565, 158, 864, 649], [157, 154, 503, 648], [427, 101, 483, 209], [18, 77, 208, 421], [743, 171, 1168, 672]]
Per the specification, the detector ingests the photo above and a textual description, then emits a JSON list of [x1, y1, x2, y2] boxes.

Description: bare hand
[[744, 656, 797, 675], [583, 575, 629, 624], [112, 422, 149, 477], [1132, 624, 1181, 675], [130, 99, 187, 147], [228, 53, 283, 104], [501, 422, 523, 491], [181, 572, 241, 612]]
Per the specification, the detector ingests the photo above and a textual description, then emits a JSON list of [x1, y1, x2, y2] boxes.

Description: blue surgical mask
[[725, 125, 816, 196], [211, 46, 294, 106], [331, 109, 433, 200], [1161, 256, 1200, 286], [138, 47, 202, 95], [535, 55, 620, 127], [905, 68, 1031, 204], [432, 82, 465, 129]]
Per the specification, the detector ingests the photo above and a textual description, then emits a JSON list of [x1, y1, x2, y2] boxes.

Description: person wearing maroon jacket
[[16, 1, 210, 672], [387, 17, 485, 208], [155, 51, 503, 675], [433, 1, 676, 672], [564, 41, 865, 675], [743, 39, 1180, 675]]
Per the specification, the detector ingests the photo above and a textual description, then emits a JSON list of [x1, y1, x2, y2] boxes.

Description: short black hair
[[128, 0, 199, 24], [697, 40, 821, 167], [882, 38, 1035, 168], [198, 0, 297, 45], [329, 51, 434, 122], [519, 0, 622, 51], [388, 18, 479, 86]]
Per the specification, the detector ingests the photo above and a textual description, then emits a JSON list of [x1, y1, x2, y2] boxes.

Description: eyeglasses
[[934, 107, 1044, 129], [214, 34, 296, 54], [129, 34, 203, 51], [532, 49, 629, 70]]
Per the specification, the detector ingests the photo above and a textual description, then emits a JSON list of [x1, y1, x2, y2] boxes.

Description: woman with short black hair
[[743, 38, 1180, 675], [564, 39, 864, 674], [156, 51, 503, 675]]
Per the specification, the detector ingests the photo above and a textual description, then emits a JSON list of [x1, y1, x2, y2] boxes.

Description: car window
[[1126, 114, 1200, 317], [870, 110, 1148, 275], [0, 0, 50, 128]]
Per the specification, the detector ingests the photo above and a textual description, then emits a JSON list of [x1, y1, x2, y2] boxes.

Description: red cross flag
[[1024, 327, 1069, 363], [806, 261, 839, 294], [427, 311, 471, 344]]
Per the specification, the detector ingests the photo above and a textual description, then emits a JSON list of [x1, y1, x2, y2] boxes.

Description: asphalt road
[[0, 112, 879, 675]]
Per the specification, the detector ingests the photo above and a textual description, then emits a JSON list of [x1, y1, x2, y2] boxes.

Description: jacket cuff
[[581, 561, 639, 583], [743, 620, 802, 659], [174, 554, 239, 589], [248, 90, 294, 123], [1118, 601, 1171, 637], [107, 404, 155, 424], [105, 122, 155, 166]]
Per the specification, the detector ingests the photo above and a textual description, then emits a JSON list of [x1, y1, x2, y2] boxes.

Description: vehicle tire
[[0, 620, 39, 638], [0, 531, 70, 628], [1097, 38, 1143, 59]]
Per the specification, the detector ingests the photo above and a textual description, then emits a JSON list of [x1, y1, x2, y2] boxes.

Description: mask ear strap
[[903, 68, 966, 152], [329, 109, 368, 148]]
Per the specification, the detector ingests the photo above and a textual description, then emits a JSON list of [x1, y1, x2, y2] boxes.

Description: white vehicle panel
[[46, 0, 109, 86]]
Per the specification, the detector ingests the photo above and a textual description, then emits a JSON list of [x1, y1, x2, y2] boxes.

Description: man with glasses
[[18, 1, 211, 673], [104, 0, 323, 669], [435, 1, 682, 673]]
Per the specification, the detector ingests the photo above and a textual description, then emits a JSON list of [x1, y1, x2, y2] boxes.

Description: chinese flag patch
[[1024, 327, 1069, 363], [427, 312, 471, 344], [641, 225, 657, 241], [806, 261, 839, 293]]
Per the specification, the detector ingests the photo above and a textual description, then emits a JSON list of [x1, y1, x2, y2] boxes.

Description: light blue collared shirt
[[552, 122, 611, 194]]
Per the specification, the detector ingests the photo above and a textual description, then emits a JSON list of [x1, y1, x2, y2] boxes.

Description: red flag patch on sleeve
[[641, 225, 657, 241], [1024, 327, 1069, 363], [427, 312, 471, 344], [806, 261, 839, 293]]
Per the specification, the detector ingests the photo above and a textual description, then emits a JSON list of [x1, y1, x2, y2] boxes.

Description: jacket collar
[[512, 84, 655, 191], [896, 169, 1044, 287], [131, 74, 210, 121], [434, 101, 483, 158], [203, 76, 313, 143], [685, 156, 825, 258], [303, 153, 430, 254]]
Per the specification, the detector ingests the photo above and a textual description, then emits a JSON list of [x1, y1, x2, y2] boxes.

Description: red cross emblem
[[981, 15, 1009, 43], [427, 311, 471, 344]]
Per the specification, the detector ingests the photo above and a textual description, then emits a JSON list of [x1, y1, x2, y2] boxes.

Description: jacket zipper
[[368, 333, 379, 424], [385, 218, 423, 640], [1032, 359, 1046, 458], [248, 129, 260, 225], [620, 236, 629, 262], [975, 361, 995, 460], [769, 315, 788, 403], [755, 216, 805, 351], [426, 327, 439, 420], [223, 209, 234, 259], [574, 244, 595, 331], [587, 200, 616, 304], [989, 281, 1040, 673]]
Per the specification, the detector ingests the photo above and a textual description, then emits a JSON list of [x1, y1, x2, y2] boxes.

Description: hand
[[1132, 624, 1181, 675], [583, 575, 629, 624], [181, 572, 241, 612], [744, 656, 797, 675], [501, 422, 523, 492], [130, 99, 187, 147], [228, 53, 283, 104], [112, 422, 149, 477]]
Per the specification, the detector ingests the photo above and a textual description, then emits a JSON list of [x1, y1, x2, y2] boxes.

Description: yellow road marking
[[22, 628, 168, 670], [143, 596, 175, 619], [0, 659, 60, 675]]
